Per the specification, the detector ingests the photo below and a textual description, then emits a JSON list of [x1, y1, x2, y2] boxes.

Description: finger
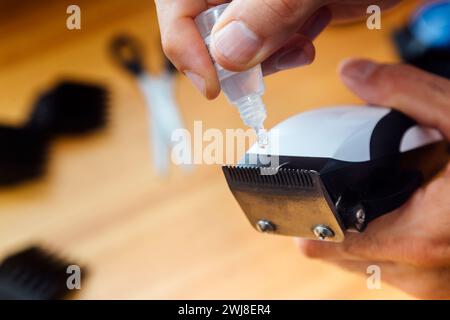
[[339, 59, 450, 140], [295, 238, 360, 261], [312, 258, 414, 294], [298, 6, 332, 41], [155, 0, 228, 99], [333, 260, 394, 274], [332, 260, 410, 291], [296, 190, 450, 269], [327, 1, 400, 21], [295, 206, 409, 263], [209, 0, 327, 71], [262, 7, 331, 77], [332, 260, 450, 299], [262, 34, 315, 76]]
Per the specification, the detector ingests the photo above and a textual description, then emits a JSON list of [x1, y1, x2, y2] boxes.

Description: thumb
[[339, 59, 450, 140], [210, 0, 326, 71]]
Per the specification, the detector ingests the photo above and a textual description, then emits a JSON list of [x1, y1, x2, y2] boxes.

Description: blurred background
[[0, 0, 434, 299]]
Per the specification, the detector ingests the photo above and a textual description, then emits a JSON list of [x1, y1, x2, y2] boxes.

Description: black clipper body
[[223, 106, 449, 242]]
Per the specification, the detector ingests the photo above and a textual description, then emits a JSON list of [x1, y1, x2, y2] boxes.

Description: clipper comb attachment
[[0, 246, 85, 300]]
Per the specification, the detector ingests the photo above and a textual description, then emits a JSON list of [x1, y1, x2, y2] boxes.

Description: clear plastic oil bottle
[[195, 4, 269, 146]]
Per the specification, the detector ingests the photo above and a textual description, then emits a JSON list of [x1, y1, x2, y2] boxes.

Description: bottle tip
[[256, 128, 269, 148]]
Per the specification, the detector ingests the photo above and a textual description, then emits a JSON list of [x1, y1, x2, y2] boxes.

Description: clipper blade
[[222, 165, 345, 241]]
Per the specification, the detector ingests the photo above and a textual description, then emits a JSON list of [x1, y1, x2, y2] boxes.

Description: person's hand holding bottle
[[154, 0, 400, 98]]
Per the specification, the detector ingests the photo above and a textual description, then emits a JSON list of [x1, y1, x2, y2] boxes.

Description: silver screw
[[313, 225, 335, 240], [256, 220, 276, 233], [356, 208, 366, 225]]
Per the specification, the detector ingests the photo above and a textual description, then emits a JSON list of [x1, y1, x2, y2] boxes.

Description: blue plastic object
[[410, 0, 450, 49]]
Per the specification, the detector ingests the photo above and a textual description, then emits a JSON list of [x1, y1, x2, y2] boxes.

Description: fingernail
[[212, 21, 262, 65], [341, 59, 378, 81], [303, 8, 332, 40], [185, 71, 206, 96], [276, 48, 312, 70]]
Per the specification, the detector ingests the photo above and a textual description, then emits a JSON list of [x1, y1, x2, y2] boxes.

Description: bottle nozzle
[[234, 95, 268, 147], [256, 127, 269, 148]]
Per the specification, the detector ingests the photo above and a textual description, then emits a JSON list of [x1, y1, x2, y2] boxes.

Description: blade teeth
[[283, 169, 291, 184], [290, 169, 296, 184], [223, 166, 315, 188], [298, 169, 306, 185]]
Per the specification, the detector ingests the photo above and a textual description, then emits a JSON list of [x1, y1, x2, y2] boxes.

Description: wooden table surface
[[0, 0, 419, 299]]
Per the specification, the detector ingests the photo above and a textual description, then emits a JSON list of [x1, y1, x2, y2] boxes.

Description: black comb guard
[[0, 80, 109, 186], [28, 81, 109, 135], [0, 246, 86, 300], [0, 126, 49, 185]]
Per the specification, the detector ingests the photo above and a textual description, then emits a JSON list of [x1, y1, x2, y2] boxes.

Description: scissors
[[110, 35, 188, 175]]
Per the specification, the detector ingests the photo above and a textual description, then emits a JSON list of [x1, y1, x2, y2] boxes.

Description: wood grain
[[0, 0, 419, 299]]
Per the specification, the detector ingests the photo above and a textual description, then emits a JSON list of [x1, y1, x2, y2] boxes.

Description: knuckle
[[298, 241, 322, 259], [262, 0, 302, 20], [341, 233, 376, 258], [161, 35, 177, 61], [369, 63, 393, 86], [407, 237, 449, 267], [341, 241, 357, 256], [368, 63, 406, 102]]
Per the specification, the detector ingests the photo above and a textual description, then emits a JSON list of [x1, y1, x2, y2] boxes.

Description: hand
[[154, 0, 400, 99], [297, 59, 450, 299]]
